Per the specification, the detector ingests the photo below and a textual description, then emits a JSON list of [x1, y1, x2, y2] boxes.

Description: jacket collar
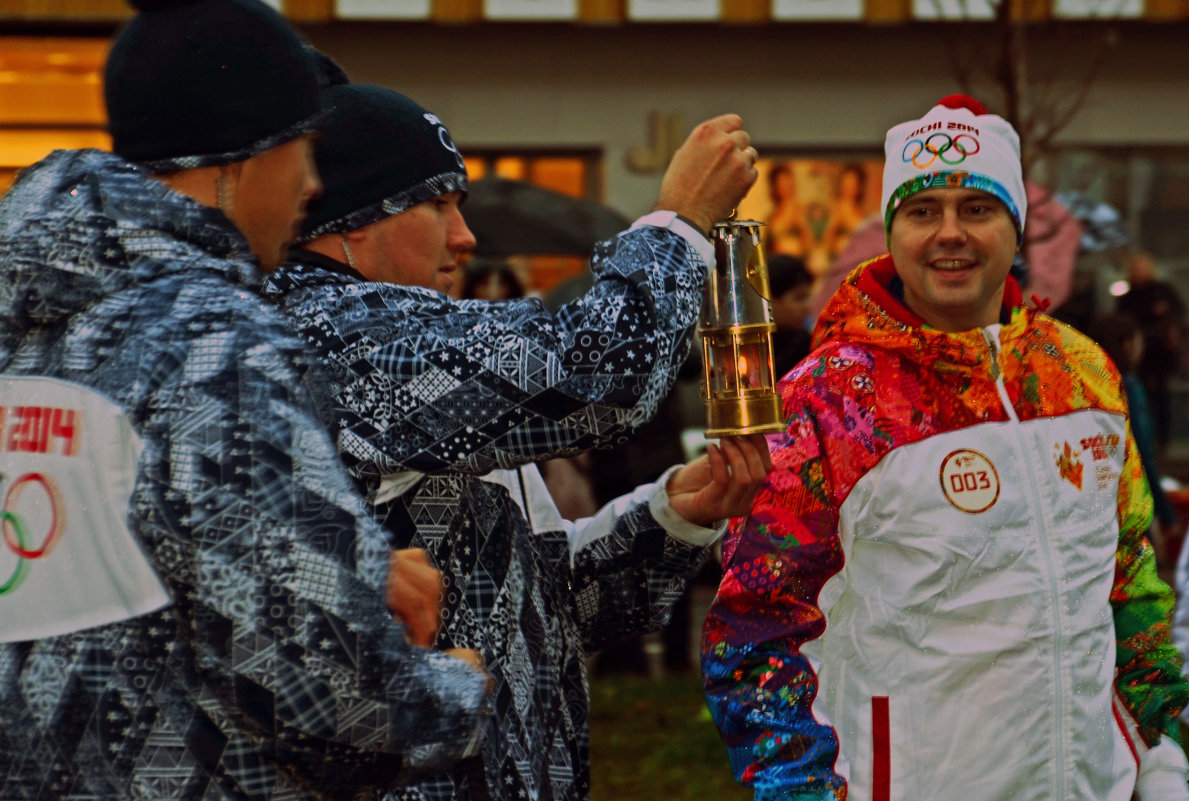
[[852, 254, 1024, 330], [284, 247, 369, 283], [813, 254, 1033, 370]]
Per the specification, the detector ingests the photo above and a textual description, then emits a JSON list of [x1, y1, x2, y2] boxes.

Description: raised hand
[[655, 114, 759, 237]]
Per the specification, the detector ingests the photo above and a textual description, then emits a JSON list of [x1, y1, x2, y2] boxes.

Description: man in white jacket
[[703, 94, 1189, 801]]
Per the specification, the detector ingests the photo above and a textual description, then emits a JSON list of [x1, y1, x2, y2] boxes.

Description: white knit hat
[[881, 94, 1026, 243]]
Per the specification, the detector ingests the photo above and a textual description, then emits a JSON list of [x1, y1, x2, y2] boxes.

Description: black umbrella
[[464, 177, 630, 257]]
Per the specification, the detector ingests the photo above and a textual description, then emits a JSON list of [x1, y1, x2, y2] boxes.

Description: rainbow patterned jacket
[[702, 255, 1189, 801]]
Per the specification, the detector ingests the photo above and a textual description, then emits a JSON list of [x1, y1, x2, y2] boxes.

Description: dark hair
[[1086, 312, 1141, 373], [767, 254, 812, 297], [837, 163, 867, 201], [464, 260, 524, 301], [767, 164, 792, 201]]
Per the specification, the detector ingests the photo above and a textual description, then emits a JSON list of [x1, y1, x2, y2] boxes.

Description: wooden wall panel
[[433, 0, 483, 22], [1010, 0, 1051, 20], [865, 0, 911, 23], [285, 0, 335, 20], [0, 81, 105, 124], [577, 0, 623, 21], [721, 0, 769, 23], [1147, 0, 1189, 19], [0, 0, 129, 18], [0, 38, 108, 125]]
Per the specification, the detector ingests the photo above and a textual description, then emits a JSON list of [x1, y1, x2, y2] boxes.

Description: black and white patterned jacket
[[263, 226, 721, 801], [0, 150, 487, 801]]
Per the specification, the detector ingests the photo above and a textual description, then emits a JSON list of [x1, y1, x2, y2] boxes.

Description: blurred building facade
[[3, 2, 1188, 210], [3, 0, 1189, 456]]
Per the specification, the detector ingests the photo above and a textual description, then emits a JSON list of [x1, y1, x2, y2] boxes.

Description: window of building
[[0, 37, 111, 195]]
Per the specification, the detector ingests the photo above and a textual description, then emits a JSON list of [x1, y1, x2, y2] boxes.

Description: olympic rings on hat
[[902, 132, 981, 169], [0, 472, 65, 595]]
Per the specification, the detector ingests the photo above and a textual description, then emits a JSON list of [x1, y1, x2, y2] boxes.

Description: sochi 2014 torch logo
[[0, 471, 65, 595], [940, 449, 1000, 514]]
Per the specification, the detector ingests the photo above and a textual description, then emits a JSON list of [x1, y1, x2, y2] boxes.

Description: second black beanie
[[300, 84, 469, 241]]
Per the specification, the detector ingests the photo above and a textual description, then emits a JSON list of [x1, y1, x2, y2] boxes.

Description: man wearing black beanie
[[0, 3, 489, 800], [263, 83, 769, 801]]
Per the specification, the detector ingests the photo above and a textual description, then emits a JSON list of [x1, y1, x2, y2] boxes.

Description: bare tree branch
[[940, 0, 1120, 179]]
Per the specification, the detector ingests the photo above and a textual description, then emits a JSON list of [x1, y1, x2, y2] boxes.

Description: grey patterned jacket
[[263, 230, 720, 801], [0, 150, 487, 801]]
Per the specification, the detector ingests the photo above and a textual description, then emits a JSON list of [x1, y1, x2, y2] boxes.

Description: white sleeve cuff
[[631, 210, 715, 270], [373, 469, 426, 506], [1136, 737, 1189, 801], [647, 464, 727, 548]]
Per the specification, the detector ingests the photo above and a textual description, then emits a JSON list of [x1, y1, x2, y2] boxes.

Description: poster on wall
[[485, 0, 577, 18], [912, 0, 994, 19], [1053, 0, 1141, 17], [772, 0, 863, 19], [336, 0, 432, 18], [627, 0, 719, 21], [737, 157, 884, 280]]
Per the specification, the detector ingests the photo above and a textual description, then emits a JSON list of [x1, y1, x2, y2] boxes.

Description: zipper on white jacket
[[982, 324, 1069, 800], [982, 325, 1019, 423]]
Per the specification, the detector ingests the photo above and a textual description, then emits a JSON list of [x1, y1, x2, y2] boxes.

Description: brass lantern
[[699, 220, 785, 437]]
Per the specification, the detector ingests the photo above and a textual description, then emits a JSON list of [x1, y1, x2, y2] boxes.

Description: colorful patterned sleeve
[[266, 225, 704, 478], [701, 394, 848, 801], [1111, 427, 1189, 746]]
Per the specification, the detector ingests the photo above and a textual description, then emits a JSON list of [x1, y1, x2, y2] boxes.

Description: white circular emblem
[[939, 449, 1000, 514]]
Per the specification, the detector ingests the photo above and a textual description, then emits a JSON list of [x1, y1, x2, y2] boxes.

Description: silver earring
[[341, 239, 358, 271]]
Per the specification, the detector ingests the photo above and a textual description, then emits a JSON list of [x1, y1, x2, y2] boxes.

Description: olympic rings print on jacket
[[0, 472, 63, 594]]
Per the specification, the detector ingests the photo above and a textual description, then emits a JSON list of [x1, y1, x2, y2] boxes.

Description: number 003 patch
[[939, 449, 1000, 514]]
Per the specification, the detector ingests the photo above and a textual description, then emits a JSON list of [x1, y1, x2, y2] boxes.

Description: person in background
[[1087, 312, 1178, 549], [821, 163, 869, 267], [263, 82, 770, 801], [1117, 250, 1186, 454], [806, 211, 886, 325], [766, 253, 815, 378], [702, 94, 1189, 801], [765, 163, 810, 259], [0, 3, 488, 800], [463, 257, 525, 301]]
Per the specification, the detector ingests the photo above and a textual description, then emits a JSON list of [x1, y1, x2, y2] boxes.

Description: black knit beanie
[[299, 84, 468, 241], [105, 0, 323, 170]]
